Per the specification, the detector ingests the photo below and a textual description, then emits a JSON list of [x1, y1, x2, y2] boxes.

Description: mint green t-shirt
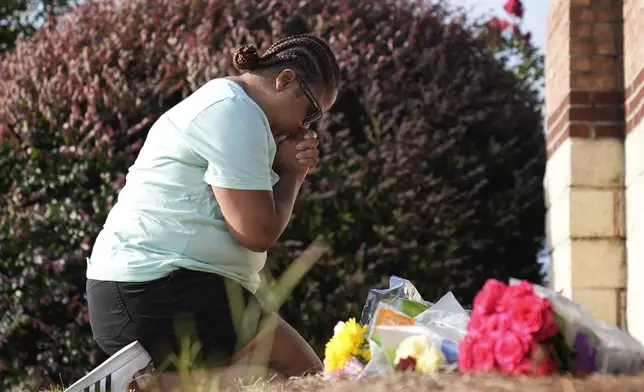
[[86, 78, 279, 293]]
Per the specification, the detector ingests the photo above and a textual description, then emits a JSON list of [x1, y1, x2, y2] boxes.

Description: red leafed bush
[[0, 0, 546, 388]]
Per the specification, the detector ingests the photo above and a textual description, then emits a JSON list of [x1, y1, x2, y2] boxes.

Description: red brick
[[628, 119, 636, 134], [568, 90, 624, 107], [596, 41, 619, 55], [547, 126, 569, 157], [593, 22, 620, 39], [570, 40, 595, 55], [569, 106, 623, 122], [636, 110, 644, 129], [592, 91, 624, 105], [595, 124, 624, 138], [627, 84, 644, 119], [594, 8, 622, 22], [596, 0, 620, 6], [548, 113, 568, 141], [592, 57, 619, 73], [547, 94, 571, 127], [571, 57, 592, 71], [570, 91, 592, 105], [626, 67, 644, 99], [571, 22, 592, 38], [569, 123, 591, 137], [571, 7, 595, 21], [571, 73, 619, 89], [547, 132, 568, 159]]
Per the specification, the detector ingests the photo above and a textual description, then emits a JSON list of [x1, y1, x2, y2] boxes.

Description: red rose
[[503, 0, 524, 19], [396, 357, 416, 372], [459, 335, 497, 373], [512, 358, 534, 376], [471, 337, 497, 372], [499, 280, 535, 307], [484, 312, 511, 338], [534, 303, 558, 341], [497, 281, 534, 310], [494, 330, 530, 374], [466, 311, 488, 337], [535, 358, 556, 376], [473, 279, 507, 315], [520, 32, 532, 45], [496, 281, 559, 342], [458, 335, 476, 371], [512, 344, 557, 376], [487, 16, 500, 30], [509, 294, 548, 337], [487, 17, 508, 33]]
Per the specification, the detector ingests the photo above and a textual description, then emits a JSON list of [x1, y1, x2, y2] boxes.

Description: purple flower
[[323, 357, 365, 379], [572, 333, 597, 374]]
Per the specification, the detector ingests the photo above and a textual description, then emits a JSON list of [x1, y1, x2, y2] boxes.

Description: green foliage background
[[0, 0, 546, 388]]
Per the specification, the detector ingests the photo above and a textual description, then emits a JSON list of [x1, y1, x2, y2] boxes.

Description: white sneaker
[[65, 341, 155, 392]]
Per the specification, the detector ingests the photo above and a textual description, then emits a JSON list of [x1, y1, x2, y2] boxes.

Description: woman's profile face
[[272, 70, 337, 135]]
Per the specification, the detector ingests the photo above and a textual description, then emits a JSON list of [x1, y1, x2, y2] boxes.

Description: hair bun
[[233, 45, 260, 71]]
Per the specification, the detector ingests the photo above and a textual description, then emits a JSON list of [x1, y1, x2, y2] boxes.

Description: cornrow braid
[[232, 35, 340, 91]]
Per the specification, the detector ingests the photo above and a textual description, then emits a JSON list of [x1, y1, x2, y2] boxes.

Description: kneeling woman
[[70, 35, 340, 391]]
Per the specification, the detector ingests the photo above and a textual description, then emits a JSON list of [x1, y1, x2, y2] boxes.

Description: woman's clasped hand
[[274, 130, 320, 174]]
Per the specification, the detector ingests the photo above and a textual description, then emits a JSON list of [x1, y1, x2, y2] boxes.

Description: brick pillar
[[624, 0, 644, 342], [545, 0, 626, 327]]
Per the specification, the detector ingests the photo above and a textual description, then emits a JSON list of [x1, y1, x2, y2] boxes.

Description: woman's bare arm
[[212, 171, 306, 252]]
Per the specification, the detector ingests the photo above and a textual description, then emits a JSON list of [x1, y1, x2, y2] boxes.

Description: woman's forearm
[[212, 170, 306, 252], [271, 170, 306, 238]]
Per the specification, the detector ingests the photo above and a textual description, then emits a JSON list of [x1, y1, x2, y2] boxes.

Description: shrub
[[0, 0, 546, 388], [0, 0, 78, 53]]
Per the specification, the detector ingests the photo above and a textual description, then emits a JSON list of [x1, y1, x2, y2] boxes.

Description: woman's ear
[[275, 69, 297, 92]]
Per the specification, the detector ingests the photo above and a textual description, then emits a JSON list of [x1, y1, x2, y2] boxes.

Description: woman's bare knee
[[232, 313, 322, 377]]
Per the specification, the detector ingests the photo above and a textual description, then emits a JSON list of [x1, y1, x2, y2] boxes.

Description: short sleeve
[[185, 96, 273, 191]]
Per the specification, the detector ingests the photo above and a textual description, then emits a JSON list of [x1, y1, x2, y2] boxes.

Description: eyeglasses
[[296, 76, 323, 125]]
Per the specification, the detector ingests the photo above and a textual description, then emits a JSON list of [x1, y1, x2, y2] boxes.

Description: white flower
[[416, 346, 445, 373], [394, 335, 430, 365], [394, 335, 445, 373]]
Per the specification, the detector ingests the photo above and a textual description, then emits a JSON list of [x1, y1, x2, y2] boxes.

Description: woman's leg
[[88, 270, 321, 390], [231, 313, 323, 377]]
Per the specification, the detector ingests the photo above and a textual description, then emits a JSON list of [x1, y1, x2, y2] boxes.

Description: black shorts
[[86, 269, 268, 371]]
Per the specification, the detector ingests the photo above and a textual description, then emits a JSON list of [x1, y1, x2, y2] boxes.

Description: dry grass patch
[[232, 372, 644, 392]]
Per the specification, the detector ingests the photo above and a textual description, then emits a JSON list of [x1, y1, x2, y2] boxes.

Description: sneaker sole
[[64, 341, 153, 392]]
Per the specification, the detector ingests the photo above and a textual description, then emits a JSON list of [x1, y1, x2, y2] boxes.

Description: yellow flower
[[324, 318, 368, 372], [361, 347, 372, 362], [394, 335, 445, 374]]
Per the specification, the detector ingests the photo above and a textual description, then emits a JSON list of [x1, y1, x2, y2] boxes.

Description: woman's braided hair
[[233, 35, 340, 91]]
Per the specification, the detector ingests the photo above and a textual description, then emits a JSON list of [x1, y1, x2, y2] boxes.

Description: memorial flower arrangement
[[323, 275, 644, 379], [458, 279, 596, 377]]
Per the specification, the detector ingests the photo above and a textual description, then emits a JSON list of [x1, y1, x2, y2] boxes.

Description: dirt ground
[[233, 372, 644, 392]]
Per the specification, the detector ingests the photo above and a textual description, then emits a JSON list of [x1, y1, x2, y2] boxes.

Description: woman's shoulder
[[199, 79, 261, 114], [166, 78, 267, 132]]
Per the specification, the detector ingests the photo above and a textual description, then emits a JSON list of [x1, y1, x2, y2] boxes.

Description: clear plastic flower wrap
[[359, 276, 431, 327], [360, 288, 470, 377], [517, 279, 644, 375]]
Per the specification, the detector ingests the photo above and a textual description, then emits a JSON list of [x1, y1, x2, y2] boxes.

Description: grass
[[223, 372, 644, 392], [36, 372, 644, 392]]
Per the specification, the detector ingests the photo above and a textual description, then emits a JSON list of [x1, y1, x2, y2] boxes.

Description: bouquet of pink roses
[[459, 279, 644, 376]]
